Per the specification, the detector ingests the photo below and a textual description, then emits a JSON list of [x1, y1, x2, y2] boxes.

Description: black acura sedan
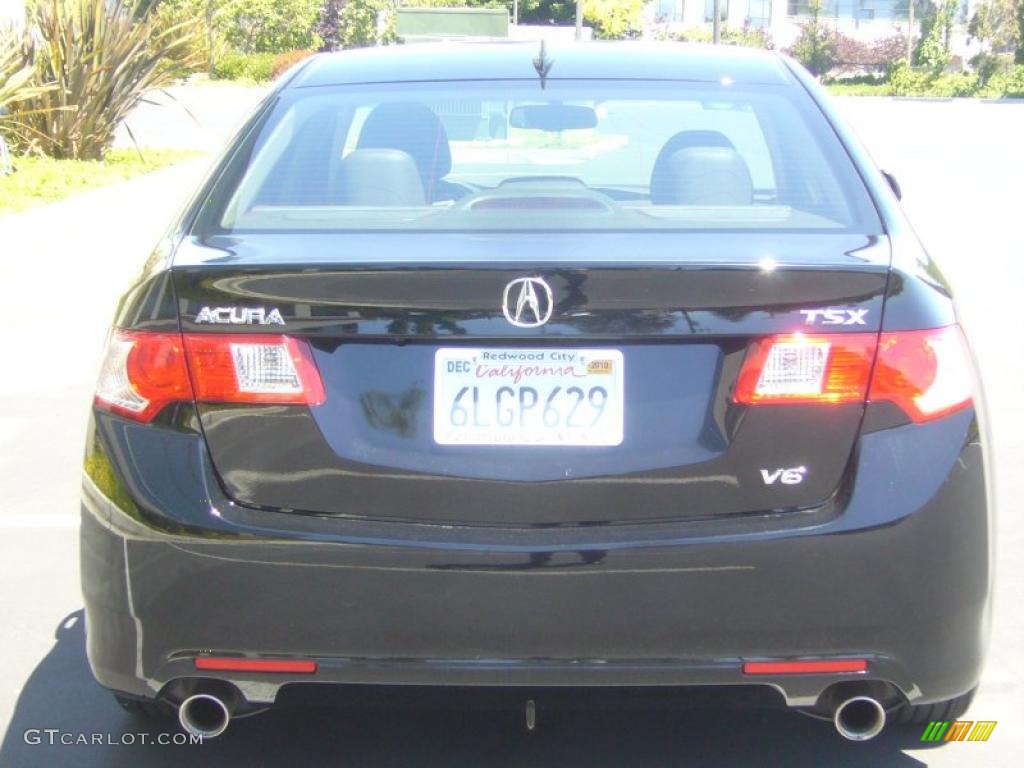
[[82, 43, 991, 742]]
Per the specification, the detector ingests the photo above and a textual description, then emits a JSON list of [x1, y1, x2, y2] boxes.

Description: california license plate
[[433, 348, 624, 446]]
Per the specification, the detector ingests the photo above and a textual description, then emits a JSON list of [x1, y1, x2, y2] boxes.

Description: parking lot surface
[[0, 95, 1021, 766]]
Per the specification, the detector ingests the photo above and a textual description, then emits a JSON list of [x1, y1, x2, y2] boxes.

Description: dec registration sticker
[[433, 348, 624, 447]]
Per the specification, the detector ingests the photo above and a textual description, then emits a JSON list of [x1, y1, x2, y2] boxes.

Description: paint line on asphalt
[[0, 515, 79, 529]]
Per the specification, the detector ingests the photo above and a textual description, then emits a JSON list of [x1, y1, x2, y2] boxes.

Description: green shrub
[[213, 50, 276, 81], [826, 81, 894, 96], [980, 64, 1024, 96], [888, 61, 980, 97], [584, 0, 645, 40], [223, 0, 321, 54], [829, 62, 1024, 98], [658, 24, 773, 49], [271, 49, 315, 79], [152, 0, 224, 76]]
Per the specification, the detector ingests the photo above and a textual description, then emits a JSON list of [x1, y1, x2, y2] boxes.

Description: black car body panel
[[81, 43, 992, 725], [170, 233, 889, 521], [81, 404, 989, 707]]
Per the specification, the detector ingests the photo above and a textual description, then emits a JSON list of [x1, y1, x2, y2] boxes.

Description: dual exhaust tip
[[178, 692, 232, 739], [833, 695, 887, 741], [174, 686, 888, 742]]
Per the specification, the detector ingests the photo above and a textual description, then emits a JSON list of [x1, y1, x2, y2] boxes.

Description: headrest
[[356, 103, 452, 196], [650, 130, 737, 204], [651, 146, 754, 206], [335, 149, 426, 206]]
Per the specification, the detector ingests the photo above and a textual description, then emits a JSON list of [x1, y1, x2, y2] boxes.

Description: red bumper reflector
[[194, 657, 317, 674], [742, 659, 868, 675]]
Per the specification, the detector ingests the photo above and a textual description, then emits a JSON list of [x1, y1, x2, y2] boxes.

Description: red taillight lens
[[743, 659, 868, 675], [182, 334, 326, 407], [733, 326, 974, 423], [194, 656, 317, 674], [95, 331, 191, 422], [869, 326, 973, 423], [94, 330, 326, 423], [733, 333, 876, 405]]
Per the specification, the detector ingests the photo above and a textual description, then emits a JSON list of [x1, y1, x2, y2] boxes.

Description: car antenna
[[533, 40, 553, 90]]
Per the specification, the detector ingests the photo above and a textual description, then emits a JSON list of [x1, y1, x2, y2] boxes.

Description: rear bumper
[[80, 410, 991, 710]]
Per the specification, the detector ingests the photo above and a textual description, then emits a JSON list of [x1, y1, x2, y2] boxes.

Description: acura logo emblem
[[502, 277, 554, 328]]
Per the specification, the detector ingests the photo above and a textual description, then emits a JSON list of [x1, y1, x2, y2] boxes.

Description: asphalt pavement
[[0, 92, 1021, 766]]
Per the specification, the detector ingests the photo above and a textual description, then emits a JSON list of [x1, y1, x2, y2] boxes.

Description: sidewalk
[[0, 158, 213, 524], [0, 81, 267, 402], [112, 82, 267, 152]]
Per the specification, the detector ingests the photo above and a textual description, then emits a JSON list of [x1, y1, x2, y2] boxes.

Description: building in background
[[648, 0, 979, 55]]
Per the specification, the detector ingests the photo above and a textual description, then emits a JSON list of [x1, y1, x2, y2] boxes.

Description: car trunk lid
[[171, 231, 889, 526]]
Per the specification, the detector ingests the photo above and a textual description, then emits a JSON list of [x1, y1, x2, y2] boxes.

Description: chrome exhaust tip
[[833, 695, 886, 741], [178, 693, 231, 739]]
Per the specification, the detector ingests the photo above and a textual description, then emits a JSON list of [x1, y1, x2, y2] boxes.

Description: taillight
[[869, 326, 973, 423], [733, 326, 974, 423], [95, 331, 191, 422], [733, 333, 875, 405], [94, 330, 325, 423], [182, 334, 326, 406]]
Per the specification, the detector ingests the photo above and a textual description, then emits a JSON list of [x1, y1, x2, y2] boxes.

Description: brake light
[[95, 331, 191, 422], [869, 326, 973, 423], [182, 334, 325, 406], [733, 333, 875, 405], [733, 326, 973, 423], [94, 330, 325, 423]]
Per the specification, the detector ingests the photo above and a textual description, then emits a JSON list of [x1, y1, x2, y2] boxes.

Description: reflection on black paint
[[386, 313, 469, 336], [360, 386, 427, 438], [430, 549, 608, 571]]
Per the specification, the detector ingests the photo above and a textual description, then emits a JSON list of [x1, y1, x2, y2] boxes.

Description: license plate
[[433, 348, 624, 446]]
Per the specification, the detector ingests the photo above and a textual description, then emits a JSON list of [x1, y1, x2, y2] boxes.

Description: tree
[[155, 0, 321, 57], [1017, 0, 1024, 62], [315, 0, 346, 51], [148, 0, 226, 76], [787, 0, 838, 77], [502, 0, 573, 24], [915, 0, 957, 71], [969, 0, 1022, 54], [397, 0, 590, 27], [337, 0, 396, 48], [222, 0, 321, 53], [583, 0, 645, 39], [833, 33, 907, 74]]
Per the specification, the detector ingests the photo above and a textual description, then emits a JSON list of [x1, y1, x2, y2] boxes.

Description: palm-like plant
[[2, 28, 53, 173], [0, 29, 52, 114], [8, 0, 203, 159]]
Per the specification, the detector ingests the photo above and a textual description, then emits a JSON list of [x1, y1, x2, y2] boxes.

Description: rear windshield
[[197, 79, 880, 235]]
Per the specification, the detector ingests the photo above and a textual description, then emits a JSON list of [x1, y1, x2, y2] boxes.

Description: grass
[[826, 65, 1024, 98], [0, 148, 203, 214], [827, 82, 894, 96], [186, 72, 269, 88]]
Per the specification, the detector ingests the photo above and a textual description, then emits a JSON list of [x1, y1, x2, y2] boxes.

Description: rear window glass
[[198, 80, 880, 234]]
